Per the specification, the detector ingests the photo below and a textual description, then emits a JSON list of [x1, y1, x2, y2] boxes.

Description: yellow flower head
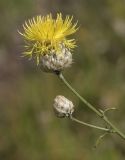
[[19, 13, 78, 64]]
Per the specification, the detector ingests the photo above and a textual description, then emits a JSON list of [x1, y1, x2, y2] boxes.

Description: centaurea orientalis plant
[[19, 13, 125, 145]]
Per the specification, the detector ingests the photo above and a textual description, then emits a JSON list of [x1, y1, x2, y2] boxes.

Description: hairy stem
[[58, 73, 125, 140]]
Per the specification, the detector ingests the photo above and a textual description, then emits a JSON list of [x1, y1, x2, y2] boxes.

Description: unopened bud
[[53, 95, 74, 118], [40, 45, 72, 72]]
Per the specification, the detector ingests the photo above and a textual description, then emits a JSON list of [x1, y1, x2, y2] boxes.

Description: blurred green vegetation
[[0, 0, 125, 159]]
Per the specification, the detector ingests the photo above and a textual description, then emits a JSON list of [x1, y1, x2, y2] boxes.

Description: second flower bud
[[53, 95, 74, 118]]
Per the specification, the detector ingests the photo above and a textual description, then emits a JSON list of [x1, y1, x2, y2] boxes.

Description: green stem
[[70, 115, 112, 132], [58, 73, 125, 140]]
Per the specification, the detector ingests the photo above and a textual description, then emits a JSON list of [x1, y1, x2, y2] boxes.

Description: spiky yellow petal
[[19, 13, 78, 64]]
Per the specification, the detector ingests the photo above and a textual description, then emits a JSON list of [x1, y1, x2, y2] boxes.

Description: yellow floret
[[19, 13, 78, 64]]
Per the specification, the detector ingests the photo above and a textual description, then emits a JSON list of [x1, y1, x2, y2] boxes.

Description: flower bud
[[53, 95, 74, 118], [40, 45, 72, 73]]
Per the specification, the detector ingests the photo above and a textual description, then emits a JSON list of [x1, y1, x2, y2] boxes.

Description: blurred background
[[0, 0, 125, 159]]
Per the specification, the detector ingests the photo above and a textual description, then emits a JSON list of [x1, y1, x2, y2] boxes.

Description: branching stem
[[70, 115, 113, 132], [57, 72, 125, 140]]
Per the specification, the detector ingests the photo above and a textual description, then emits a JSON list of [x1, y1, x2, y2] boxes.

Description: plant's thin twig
[[94, 132, 108, 148], [103, 108, 117, 114], [70, 115, 111, 132], [58, 73, 125, 140]]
